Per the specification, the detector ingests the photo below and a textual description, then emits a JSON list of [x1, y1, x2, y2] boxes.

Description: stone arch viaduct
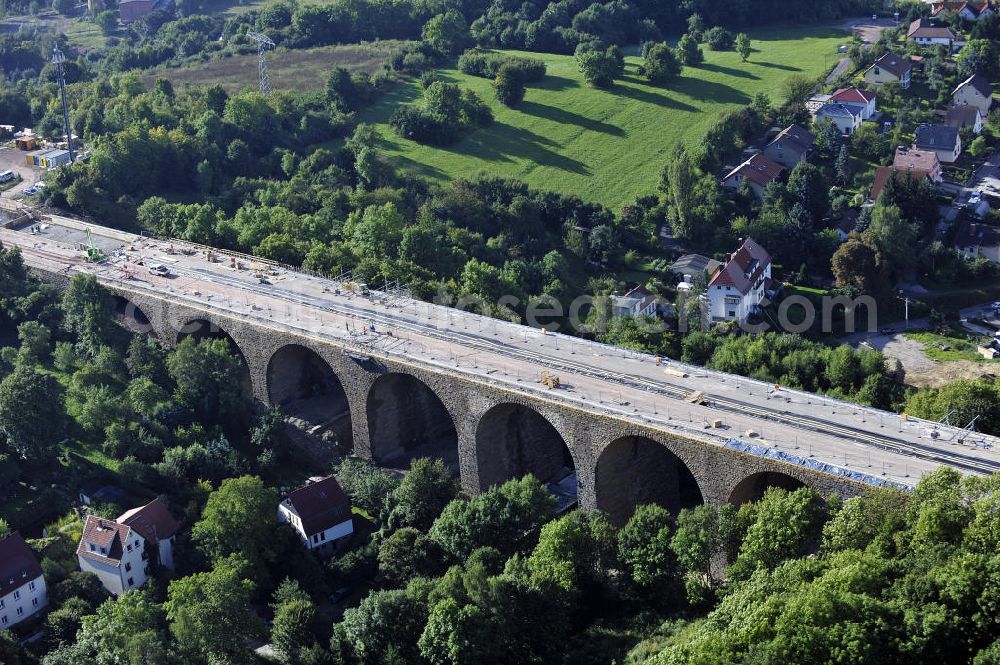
[[104, 283, 872, 526]]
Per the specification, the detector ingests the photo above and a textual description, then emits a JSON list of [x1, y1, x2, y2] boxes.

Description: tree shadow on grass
[[668, 76, 750, 105], [614, 79, 701, 111], [752, 61, 803, 72], [518, 100, 625, 136], [536, 74, 578, 92], [699, 62, 761, 80], [439, 123, 592, 175]]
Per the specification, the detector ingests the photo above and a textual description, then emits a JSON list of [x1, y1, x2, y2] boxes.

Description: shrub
[[458, 49, 546, 82], [704, 26, 735, 50]]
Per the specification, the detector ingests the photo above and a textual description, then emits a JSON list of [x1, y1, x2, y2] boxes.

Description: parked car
[[148, 264, 170, 276], [22, 186, 37, 196]]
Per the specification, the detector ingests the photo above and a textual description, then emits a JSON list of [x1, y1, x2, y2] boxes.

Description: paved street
[[5, 214, 1000, 489]]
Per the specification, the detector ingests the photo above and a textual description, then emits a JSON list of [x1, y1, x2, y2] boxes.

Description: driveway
[[0, 147, 41, 198], [837, 16, 900, 44]]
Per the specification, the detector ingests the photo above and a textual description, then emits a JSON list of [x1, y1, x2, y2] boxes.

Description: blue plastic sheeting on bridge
[[725, 439, 910, 491]]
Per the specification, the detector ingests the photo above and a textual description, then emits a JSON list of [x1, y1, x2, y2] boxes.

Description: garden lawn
[[359, 25, 847, 210], [905, 327, 999, 363]]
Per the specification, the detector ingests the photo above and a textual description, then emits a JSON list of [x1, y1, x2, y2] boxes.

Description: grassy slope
[[145, 41, 408, 93], [359, 26, 846, 210]]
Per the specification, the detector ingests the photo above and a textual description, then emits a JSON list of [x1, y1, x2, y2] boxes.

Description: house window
[[127, 544, 132, 552], [1, 615, 6, 625], [312, 534, 319, 544], [144, 566, 149, 575], [32, 598, 38, 608], [321, 532, 327, 541], [125, 562, 132, 572], [89, 543, 96, 552], [13, 591, 19, 601], [874, 67, 880, 75], [128, 577, 134, 587], [0, 599, 4, 609], [28, 581, 35, 591], [16, 607, 23, 617]]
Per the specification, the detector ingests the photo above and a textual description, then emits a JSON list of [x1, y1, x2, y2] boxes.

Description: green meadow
[[359, 26, 847, 210]]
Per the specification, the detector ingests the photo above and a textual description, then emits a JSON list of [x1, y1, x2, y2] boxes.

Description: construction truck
[[540, 371, 560, 389]]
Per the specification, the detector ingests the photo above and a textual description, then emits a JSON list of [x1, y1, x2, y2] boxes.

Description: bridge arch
[[266, 344, 353, 451], [112, 295, 154, 335], [475, 403, 575, 492], [366, 372, 458, 469], [728, 471, 806, 506], [595, 435, 703, 526], [177, 318, 253, 394]]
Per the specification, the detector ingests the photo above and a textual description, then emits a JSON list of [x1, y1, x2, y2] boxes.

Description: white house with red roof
[[611, 285, 658, 318], [117, 498, 180, 571], [705, 238, 772, 322], [77, 498, 181, 595], [77, 516, 149, 596], [931, 1, 994, 21], [0, 532, 47, 629], [829, 87, 877, 121], [278, 475, 353, 556]]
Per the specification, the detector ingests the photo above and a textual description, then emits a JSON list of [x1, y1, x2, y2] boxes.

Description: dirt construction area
[[865, 334, 997, 388], [0, 147, 41, 198]]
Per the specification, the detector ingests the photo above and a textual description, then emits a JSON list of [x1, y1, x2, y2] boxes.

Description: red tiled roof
[[708, 237, 771, 295], [830, 87, 875, 104], [723, 153, 784, 188], [870, 165, 931, 201], [77, 515, 133, 566], [894, 147, 940, 173], [907, 18, 956, 39], [0, 533, 43, 597], [931, 1, 991, 16], [283, 476, 351, 538], [117, 498, 180, 545]]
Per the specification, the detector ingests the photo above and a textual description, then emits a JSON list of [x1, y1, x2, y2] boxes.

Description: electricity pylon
[[246, 31, 275, 95], [52, 45, 75, 162]]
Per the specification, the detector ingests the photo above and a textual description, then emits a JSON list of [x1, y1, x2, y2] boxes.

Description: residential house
[[611, 285, 658, 318], [931, 1, 994, 21], [815, 103, 863, 135], [953, 73, 993, 117], [669, 253, 721, 282], [955, 221, 1000, 261], [907, 19, 957, 48], [0, 533, 47, 630], [278, 476, 353, 556], [77, 516, 149, 596], [864, 53, 913, 89], [78, 479, 127, 507], [116, 498, 180, 571], [946, 104, 984, 133], [763, 124, 816, 168], [869, 165, 935, 202], [893, 146, 943, 182], [705, 238, 772, 322], [805, 93, 832, 115], [721, 153, 784, 197], [914, 124, 963, 163], [829, 87, 877, 120]]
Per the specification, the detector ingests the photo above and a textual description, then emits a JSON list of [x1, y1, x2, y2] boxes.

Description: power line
[[246, 31, 276, 95]]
